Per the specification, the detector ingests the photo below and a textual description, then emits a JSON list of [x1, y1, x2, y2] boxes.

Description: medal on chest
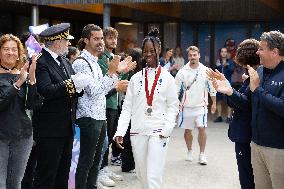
[[144, 66, 161, 116], [145, 106, 153, 116]]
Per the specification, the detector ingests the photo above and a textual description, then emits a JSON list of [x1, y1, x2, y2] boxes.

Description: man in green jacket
[[98, 27, 130, 172]]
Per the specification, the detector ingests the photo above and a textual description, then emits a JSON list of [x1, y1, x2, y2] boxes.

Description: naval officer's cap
[[39, 23, 74, 41]]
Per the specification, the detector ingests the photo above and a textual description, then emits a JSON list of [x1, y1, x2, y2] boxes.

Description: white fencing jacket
[[114, 66, 179, 138]]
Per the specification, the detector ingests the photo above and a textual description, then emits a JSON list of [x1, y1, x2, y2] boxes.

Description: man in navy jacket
[[211, 31, 284, 189], [246, 31, 284, 189]]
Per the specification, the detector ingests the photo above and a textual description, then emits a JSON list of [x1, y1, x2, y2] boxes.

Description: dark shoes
[[122, 169, 136, 173], [214, 116, 223, 123], [214, 116, 232, 124], [226, 117, 232, 124]]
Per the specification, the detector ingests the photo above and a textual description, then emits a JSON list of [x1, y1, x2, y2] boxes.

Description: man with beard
[[32, 23, 89, 189], [98, 27, 130, 165], [175, 46, 216, 165], [97, 27, 128, 187], [72, 24, 136, 189]]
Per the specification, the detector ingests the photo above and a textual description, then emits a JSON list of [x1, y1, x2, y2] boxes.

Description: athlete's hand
[[115, 136, 124, 149]]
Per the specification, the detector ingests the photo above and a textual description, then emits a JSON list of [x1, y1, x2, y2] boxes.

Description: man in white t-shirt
[[175, 46, 216, 165]]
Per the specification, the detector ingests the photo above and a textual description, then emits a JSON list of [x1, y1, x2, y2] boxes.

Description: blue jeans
[[0, 136, 33, 189]]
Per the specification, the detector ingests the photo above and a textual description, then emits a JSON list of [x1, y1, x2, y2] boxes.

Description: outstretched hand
[[117, 56, 137, 74], [206, 68, 233, 96], [108, 55, 121, 76], [212, 79, 233, 96], [206, 68, 226, 81]]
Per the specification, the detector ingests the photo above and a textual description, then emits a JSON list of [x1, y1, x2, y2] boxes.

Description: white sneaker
[[97, 172, 116, 187], [97, 181, 110, 189], [199, 153, 207, 165], [110, 156, 122, 166], [103, 167, 123, 181], [186, 150, 193, 161]]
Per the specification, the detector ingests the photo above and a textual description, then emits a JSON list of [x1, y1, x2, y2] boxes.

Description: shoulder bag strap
[[75, 57, 93, 73]]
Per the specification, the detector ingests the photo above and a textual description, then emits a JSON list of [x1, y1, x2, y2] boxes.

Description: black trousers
[[102, 108, 121, 168], [32, 136, 73, 189], [235, 142, 255, 189], [121, 126, 135, 172], [75, 118, 106, 189], [21, 143, 38, 189]]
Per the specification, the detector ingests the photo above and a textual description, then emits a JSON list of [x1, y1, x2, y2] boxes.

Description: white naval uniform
[[114, 66, 179, 189]]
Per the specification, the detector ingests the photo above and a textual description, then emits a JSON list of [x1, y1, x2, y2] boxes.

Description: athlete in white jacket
[[175, 46, 216, 165], [114, 29, 179, 189]]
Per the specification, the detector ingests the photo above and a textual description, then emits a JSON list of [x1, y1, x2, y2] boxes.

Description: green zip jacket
[[98, 49, 128, 109]]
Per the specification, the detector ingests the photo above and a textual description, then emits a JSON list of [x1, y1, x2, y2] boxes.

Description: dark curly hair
[[77, 24, 102, 51], [234, 39, 260, 67]]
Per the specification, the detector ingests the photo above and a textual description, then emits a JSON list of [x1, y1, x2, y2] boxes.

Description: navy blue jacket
[[227, 79, 252, 143], [230, 61, 284, 149]]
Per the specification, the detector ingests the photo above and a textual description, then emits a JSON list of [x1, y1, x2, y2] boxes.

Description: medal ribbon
[[145, 66, 161, 106]]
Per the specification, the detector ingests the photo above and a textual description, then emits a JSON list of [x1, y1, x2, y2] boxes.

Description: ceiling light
[[117, 22, 133, 26]]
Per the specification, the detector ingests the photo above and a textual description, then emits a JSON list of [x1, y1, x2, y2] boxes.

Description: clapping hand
[[15, 62, 29, 88], [206, 69, 233, 96], [206, 69, 226, 81], [242, 73, 249, 81], [117, 56, 137, 74], [20, 63, 29, 82], [108, 55, 121, 76], [28, 54, 38, 85], [247, 65, 260, 92]]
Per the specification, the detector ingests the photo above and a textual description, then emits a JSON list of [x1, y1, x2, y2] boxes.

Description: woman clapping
[[0, 34, 39, 189]]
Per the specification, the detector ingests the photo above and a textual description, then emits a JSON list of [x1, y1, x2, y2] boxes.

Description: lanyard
[[144, 66, 161, 106]]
